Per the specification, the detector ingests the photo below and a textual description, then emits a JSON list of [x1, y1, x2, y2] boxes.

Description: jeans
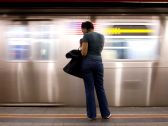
[[81, 57, 110, 118]]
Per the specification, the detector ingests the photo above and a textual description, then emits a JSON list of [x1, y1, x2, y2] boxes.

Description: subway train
[[0, 3, 168, 106]]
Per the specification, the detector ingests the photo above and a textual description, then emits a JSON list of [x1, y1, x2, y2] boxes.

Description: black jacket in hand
[[63, 49, 83, 78]]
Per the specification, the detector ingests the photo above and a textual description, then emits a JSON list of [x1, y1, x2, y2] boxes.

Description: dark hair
[[81, 21, 94, 30]]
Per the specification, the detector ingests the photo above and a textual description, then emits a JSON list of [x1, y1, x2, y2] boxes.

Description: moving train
[[0, 2, 168, 106]]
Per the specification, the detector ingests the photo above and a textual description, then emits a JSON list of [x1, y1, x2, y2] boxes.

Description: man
[[80, 21, 111, 120]]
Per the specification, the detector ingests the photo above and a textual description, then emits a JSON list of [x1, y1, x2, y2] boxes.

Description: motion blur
[[0, 15, 167, 106]]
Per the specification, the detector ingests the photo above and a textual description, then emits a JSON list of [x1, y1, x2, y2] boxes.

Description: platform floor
[[0, 107, 168, 126]]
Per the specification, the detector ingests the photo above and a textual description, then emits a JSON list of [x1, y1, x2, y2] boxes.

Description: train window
[[30, 23, 53, 60], [6, 21, 56, 61], [102, 38, 158, 60], [95, 17, 160, 60], [6, 25, 30, 60]]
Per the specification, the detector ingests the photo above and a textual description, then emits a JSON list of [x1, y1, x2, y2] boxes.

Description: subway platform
[[0, 107, 168, 126]]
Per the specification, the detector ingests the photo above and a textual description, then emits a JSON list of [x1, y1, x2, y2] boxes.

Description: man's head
[[81, 21, 94, 34]]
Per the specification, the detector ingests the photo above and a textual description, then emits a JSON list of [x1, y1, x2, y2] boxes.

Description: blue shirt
[[82, 32, 104, 57]]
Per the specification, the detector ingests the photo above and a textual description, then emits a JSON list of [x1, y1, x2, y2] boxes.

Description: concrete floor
[[0, 107, 168, 126]]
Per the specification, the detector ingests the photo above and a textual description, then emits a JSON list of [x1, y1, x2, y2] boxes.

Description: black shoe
[[102, 114, 112, 119], [88, 117, 96, 121]]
